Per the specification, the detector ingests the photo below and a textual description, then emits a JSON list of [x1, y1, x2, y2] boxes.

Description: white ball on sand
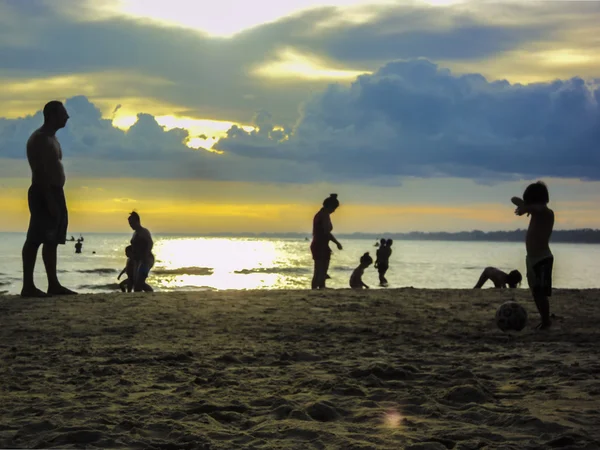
[[495, 301, 528, 332]]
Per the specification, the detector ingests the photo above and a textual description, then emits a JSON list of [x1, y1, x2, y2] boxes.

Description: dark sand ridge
[[1, 289, 599, 449]]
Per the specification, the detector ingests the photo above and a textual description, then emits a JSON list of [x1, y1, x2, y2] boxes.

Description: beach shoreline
[[1, 288, 599, 449]]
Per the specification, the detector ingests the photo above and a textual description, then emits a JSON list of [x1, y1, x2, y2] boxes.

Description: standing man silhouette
[[21, 101, 77, 297]]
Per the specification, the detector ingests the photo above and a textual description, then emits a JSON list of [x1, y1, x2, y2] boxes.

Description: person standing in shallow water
[[128, 211, 155, 292], [310, 194, 342, 289], [21, 101, 77, 298]]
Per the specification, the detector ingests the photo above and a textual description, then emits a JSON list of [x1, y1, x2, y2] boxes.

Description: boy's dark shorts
[[26, 185, 68, 245], [377, 263, 389, 274], [527, 256, 553, 297]]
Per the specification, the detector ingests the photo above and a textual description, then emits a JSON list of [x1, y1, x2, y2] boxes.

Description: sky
[[1, 0, 600, 233]]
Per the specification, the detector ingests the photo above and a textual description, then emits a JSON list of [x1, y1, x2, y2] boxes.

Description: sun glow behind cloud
[[253, 48, 370, 81], [111, 114, 255, 150]]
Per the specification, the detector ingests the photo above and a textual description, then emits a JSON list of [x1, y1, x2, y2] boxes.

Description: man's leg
[[311, 260, 320, 289], [21, 240, 48, 298], [134, 265, 148, 292], [312, 260, 327, 289], [534, 292, 551, 329], [43, 243, 77, 295], [320, 259, 330, 289], [42, 242, 59, 289]]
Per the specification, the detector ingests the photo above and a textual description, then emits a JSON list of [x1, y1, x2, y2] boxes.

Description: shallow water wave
[[234, 267, 310, 275], [153, 267, 214, 276], [78, 283, 122, 291], [77, 268, 119, 274]]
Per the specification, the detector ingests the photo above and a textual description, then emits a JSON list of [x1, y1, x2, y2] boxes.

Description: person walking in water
[[128, 211, 155, 292], [21, 101, 77, 298], [310, 194, 342, 289]]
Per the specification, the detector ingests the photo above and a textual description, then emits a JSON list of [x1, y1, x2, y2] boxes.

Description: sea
[[1, 232, 600, 294]]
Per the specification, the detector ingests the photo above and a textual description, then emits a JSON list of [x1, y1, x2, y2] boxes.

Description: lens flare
[[383, 409, 404, 428]]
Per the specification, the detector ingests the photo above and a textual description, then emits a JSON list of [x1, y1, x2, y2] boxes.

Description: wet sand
[[1, 288, 599, 449]]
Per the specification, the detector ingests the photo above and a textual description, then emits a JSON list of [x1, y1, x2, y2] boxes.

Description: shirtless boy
[[21, 101, 77, 297], [511, 181, 555, 329], [474, 267, 522, 289]]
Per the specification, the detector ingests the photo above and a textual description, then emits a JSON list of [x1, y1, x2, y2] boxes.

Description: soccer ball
[[495, 301, 528, 332]]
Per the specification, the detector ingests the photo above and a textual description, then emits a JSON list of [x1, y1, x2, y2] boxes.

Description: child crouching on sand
[[117, 245, 135, 292], [474, 267, 522, 289], [512, 181, 555, 330], [350, 252, 373, 289]]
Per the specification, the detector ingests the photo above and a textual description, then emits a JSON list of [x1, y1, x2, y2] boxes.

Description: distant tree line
[[192, 229, 600, 243], [343, 229, 600, 243]]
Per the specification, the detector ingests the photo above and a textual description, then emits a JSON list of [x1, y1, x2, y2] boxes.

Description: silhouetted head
[[386, 239, 393, 247], [380, 238, 386, 246], [128, 211, 141, 230], [506, 270, 522, 288], [322, 193, 339, 213], [43, 100, 69, 130], [523, 181, 549, 205], [125, 245, 132, 257], [360, 252, 373, 266]]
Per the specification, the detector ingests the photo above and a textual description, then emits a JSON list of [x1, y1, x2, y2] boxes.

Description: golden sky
[[1, 0, 600, 233]]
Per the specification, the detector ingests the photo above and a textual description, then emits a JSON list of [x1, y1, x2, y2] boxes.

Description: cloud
[[3, 0, 600, 124], [0, 96, 326, 183], [0, 96, 192, 161], [217, 59, 600, 181], [2, 55, 600, 184]]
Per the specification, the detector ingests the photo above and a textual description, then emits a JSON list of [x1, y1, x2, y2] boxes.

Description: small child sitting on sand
[[350, 252, 373, 289], [117, 246, 135, 293], [474, 267, 522, 289]]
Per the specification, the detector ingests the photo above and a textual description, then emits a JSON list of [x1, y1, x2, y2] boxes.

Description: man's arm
[[329, 233, 342, 250]]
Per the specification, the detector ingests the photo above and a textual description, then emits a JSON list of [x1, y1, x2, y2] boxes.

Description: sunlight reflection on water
[[2, 233, 600, 293], [152, 238, 303, 290]]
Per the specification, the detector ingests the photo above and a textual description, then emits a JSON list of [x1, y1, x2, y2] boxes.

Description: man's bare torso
[[526, 208, 554, 256], [27, 128, 66, 187], [131, 227, 154, 264]]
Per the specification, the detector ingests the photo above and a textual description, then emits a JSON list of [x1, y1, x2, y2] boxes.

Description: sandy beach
[[1, 288, 599, 449]]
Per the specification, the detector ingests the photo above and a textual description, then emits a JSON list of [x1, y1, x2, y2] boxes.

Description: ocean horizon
[[2, 233, 600, 294]]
